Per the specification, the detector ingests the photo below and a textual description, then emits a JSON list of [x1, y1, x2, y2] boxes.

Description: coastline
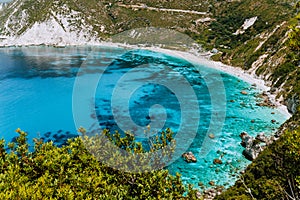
[[0, 40, 292, 118]]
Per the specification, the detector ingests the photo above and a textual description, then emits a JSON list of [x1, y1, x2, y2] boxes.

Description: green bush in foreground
[[0, 128, 198, 199]]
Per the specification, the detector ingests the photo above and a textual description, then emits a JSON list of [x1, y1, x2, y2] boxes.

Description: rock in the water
[[213, 158, 222, 164], [208, 133, 215, 139], [243, 144, 263, 161], [240, 132, 254, 148], [198, 182, 204, 187], [209, 181, 215, 186], [182, 152, 197, 163], [255, 132, 268, 143], [256, 91, 275, 107], [241, 90, 248, 95], [239, 131, 273, 160]]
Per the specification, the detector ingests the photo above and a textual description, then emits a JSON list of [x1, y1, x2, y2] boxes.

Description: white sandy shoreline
[[0, 41, 292, 118]]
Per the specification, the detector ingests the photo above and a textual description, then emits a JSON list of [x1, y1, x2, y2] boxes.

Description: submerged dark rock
[[44, 131, 51, 137], [11, 136, 18, 143]]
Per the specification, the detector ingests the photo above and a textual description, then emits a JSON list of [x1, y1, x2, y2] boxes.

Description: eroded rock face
[[240, 132, 254, 148], [286, 94, 299, 114], [182, 152, 197, 163], [240, 131, 282, 160], [240, 132, 265, 161], [243, 144, 263, 161], [0, 3, 8, 11], [255, 132, 269, 144], [203, 186, 224, 200]]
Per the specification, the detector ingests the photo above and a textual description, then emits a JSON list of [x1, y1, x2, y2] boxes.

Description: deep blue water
[[0, 46, 288, 188]]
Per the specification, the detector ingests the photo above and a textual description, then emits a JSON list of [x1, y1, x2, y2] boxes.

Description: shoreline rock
[[256, 91, 276, 108], [203, 186, 224, 200], [240, 132, 264, 160], [182, 152, 197, 163], [239, 131, 282, 161]]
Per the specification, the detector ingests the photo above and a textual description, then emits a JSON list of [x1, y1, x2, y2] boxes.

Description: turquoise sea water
[[0, 46, 288, 188]]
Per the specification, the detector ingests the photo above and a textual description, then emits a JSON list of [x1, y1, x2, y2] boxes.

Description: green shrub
[[0, 128, 194, 199]]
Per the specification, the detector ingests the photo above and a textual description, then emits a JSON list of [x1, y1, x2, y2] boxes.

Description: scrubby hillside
[[215, 2, 300, 198], [0, 0, 212, 43], [210, 3, 300, 115]]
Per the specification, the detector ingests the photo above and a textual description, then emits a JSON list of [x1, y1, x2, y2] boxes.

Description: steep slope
[[0, 0, 209, 44], [0, 0, 114, 44], [2, 0, 295, 46], [209, 3, 300, 115], [217, 5, 300, 199]]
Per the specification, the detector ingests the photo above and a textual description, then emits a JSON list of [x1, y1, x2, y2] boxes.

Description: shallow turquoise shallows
[[0, 46, 288, 188]]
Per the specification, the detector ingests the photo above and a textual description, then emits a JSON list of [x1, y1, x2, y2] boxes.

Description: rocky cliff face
[[287, 94, 299, 114]]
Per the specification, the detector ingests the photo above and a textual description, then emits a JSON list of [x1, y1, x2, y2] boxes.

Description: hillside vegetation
[[211, 3, 300, 114], [0, 128, 200, 199]]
